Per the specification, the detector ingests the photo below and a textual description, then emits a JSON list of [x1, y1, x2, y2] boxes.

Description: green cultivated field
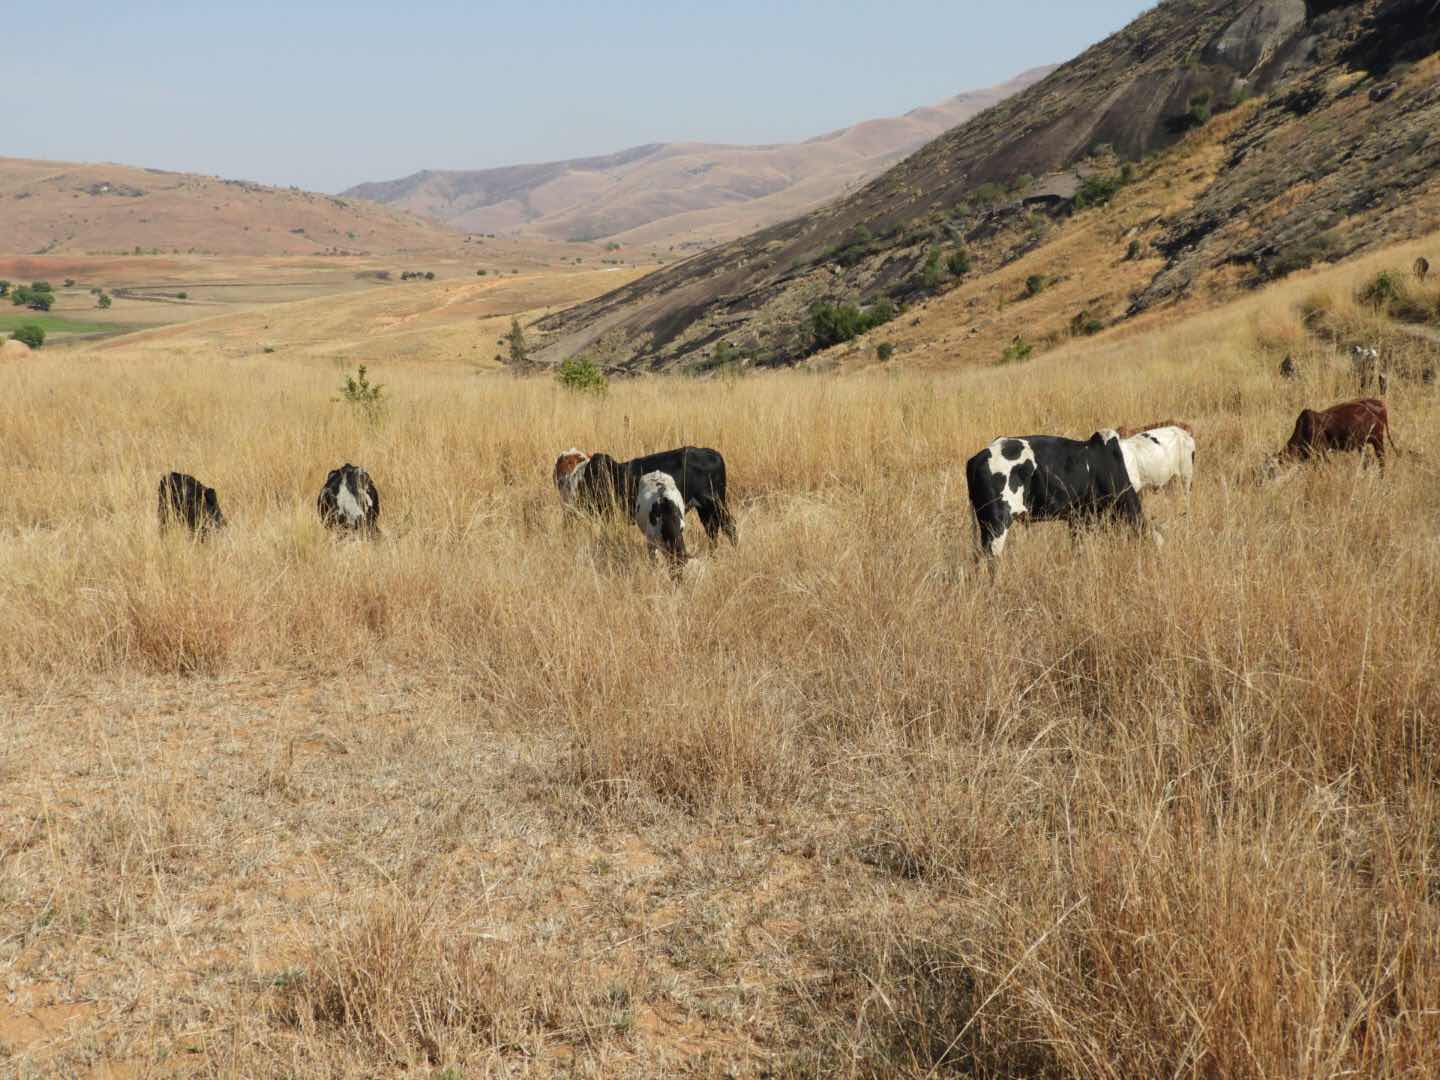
[[0, 312, 132, 336]]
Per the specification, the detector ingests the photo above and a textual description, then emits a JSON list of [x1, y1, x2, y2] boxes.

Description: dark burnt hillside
[[535, 0, 1440, 372]]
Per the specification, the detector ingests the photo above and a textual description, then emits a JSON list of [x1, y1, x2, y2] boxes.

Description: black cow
[[158, 472, 226, 537], [555, 445, 736, 544], [965, 432, 1146, 559], [317, 464, 381, 536]]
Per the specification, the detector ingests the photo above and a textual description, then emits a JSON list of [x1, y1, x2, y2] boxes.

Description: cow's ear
[[1086, 431, 1109, 447]]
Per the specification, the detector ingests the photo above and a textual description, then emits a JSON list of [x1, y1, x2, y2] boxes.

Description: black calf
[[158, 472, 226, 537]]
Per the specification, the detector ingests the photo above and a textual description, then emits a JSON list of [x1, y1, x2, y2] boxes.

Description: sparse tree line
[[4, 280, 54, 311]]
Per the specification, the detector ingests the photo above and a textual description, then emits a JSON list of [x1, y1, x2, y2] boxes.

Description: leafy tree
[[1025, 274, 1048, 298], [25, 291, 53, 311], [876, 341, 895, 361], [98, 294, 113, 309], [504, 317, 529, 367], [1073, 174, 1123, 211], [30, 281, 53, 294], [10, 324, 45, 349]]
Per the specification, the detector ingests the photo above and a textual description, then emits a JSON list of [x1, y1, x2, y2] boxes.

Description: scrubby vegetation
[[9, 323, 45, 348], [810, 298, 896, 349], [556, 354, 608, 394]]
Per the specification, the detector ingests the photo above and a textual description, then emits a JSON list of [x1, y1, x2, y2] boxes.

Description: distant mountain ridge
[[531, 0, 1440, 374], [342, 67, 1055, 248], [0, 156, 461, 257]]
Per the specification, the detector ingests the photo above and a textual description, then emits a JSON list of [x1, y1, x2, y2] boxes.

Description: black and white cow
[[965, 432, 1146, 559], [158, 472, 226, 537], [554, 445, 736, 544], [634, 470, 688, 572], [317, 464, 381, 536]]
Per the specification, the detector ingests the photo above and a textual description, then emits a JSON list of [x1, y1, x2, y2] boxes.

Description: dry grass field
[[3, 237, 1440, 1076]]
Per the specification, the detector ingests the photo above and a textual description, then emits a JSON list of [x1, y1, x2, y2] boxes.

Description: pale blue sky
[[14, 1, 1154, 192]]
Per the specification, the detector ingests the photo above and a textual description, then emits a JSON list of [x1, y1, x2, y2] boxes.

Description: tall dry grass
[[2, 241, 1439, 1074]]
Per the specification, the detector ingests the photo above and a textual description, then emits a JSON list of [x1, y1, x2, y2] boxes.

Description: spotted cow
[[965, 432, 1146, 559]]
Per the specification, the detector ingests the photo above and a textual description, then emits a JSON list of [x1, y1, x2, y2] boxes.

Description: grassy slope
[[1, 239, 1439, 1075]]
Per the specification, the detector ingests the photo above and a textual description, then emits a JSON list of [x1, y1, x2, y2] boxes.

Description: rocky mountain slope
[[342, 68, 1052, 249], [0, 157, 463, 257], [532, 0, 1440, 373]]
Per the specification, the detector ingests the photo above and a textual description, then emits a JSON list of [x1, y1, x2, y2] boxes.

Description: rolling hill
[[0, 156, 465, 257], [531, 0, 1440, 374], [342, 67, 1053, 249]]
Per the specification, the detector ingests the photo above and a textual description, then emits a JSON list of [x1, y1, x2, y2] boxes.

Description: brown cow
[[1273, 398, 1394, 474], [1117, 418, 1194, 438], [1416, 256, 1430, 283]]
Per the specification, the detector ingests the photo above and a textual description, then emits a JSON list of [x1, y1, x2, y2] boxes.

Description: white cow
[[633, 471, 687, 570], [1107, 424, 1196, 495]]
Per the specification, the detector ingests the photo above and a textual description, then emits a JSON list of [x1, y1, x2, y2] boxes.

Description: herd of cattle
[[156, 388, 1399, 568]]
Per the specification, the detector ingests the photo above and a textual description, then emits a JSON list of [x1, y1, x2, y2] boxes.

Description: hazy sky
[[12, 1, 1153, 193]]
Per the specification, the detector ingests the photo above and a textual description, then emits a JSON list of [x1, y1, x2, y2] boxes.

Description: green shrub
[[1357, 270, 1403, 308], [23, 290, 53, 311], [98, 294, 112, 309], [556, 355, 608, 395], [921, 249, 944, 289], [11, 324, 45, 349], [1024, 274, 1047, 298], [336, 364, 386, 419], [1073, 174, 1123, 211], [176, 291, 188, 300], [828, 225, 877, 268], [876, 341, 895, 361], [30, 281, 53, 294], [811, 300, 896, 350], [972, 181, 1006, 205], [0, 280, 9, 297], [1000, 335, 1034, 365], [1070, 310, 1103, 336], [476, 269, 488, 276], [1125, 238, 1144, 261], [946, 249, 971, 277]]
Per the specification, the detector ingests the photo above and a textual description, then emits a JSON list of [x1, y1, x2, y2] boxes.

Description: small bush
[[1000, 335, 1033, 365], [972, 182, 1007, 206], [917, 249, 944, 290], [1357, 270, 1403, 308], [336, 364, 386, 419], [946, 249, 971, 277], [10, 324, 45, 349], [176, 291, 188, 300], [1024, 274, 1048, 298], [1125, 238, 1144, 261], [556, 356, 608, 395], [811, 300, 896, 350], [876, 342, 895, 361], [476, 269, 487, 276], [1073, 174, 1123, 211], [1070, 310, 1104, 336], [98, 294, 112, 309]]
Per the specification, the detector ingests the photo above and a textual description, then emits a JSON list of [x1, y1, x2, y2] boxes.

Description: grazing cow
[[1116, 419, 1194, 438], [317, 464, 381, 536], [634, 471, 688, 571], [1351, 345, 1382, 389], [1110, 424, 1197, 495], [158, 472, 226, 537], [965, 431, 1146, 560], [1416, 256, 1430, 283], [1264, 398, 1393, 477], [1279, 355, 1298, 379], [554, 445, 737, 544]]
